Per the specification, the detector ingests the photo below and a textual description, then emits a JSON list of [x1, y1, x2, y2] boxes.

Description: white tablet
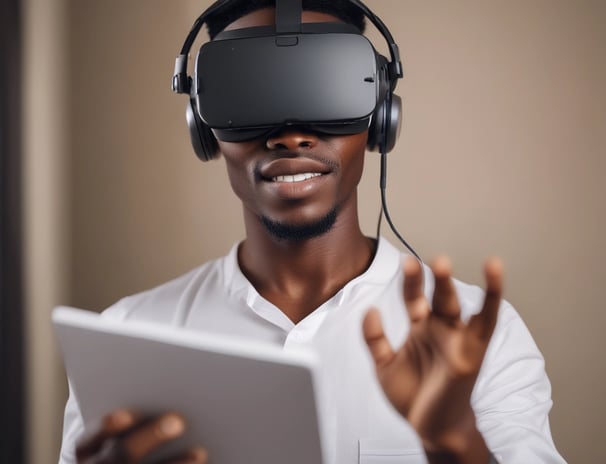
[[52, 306, 327, 464]]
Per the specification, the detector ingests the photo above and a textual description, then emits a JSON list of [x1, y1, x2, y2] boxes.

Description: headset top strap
[[276, 0, 302, 34]]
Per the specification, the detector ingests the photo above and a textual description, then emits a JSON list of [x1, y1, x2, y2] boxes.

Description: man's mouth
[[272, 172, 323, 183]]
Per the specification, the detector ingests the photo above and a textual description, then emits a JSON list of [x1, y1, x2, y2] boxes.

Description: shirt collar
[[222, 236, 402, 301]]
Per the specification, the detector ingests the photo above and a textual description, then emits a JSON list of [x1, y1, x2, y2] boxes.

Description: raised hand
[[363, 256, 503, 463], [75, 409, 208, 464]]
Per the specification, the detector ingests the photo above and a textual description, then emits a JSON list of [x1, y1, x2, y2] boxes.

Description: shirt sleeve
[[58, 381, 84, 464], [472, 301, 567, 463]]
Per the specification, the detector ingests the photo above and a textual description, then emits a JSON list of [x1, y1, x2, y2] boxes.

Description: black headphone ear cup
[[366, 100, 384, 152], [367, 55, 399, 153], [384, 93, 402, 153], [186, 99, 219, 162], [367, 93, 402, 153]]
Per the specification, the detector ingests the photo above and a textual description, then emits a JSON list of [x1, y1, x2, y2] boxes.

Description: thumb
[[363, 309, 395, 368]]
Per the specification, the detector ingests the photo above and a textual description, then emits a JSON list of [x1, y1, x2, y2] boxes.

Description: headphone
[[172, 0, 403, 162]]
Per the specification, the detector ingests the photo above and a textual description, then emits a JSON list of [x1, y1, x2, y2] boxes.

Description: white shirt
[[59, 237, 565, 463]]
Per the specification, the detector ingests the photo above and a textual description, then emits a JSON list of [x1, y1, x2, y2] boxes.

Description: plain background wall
[[24, 0, 605, 462]]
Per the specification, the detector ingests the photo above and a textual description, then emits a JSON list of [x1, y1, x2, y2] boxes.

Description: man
[[60, 1, 565, 463]]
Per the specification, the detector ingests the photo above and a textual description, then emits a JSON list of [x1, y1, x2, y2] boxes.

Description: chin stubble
[[261, 207, 338, 242]]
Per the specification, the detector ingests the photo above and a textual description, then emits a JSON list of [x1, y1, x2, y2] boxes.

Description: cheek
[[337, 133, 368, 188], [216, 139, 258, 159], [223, 157, 255, 203], [217, 141, 258, 200]]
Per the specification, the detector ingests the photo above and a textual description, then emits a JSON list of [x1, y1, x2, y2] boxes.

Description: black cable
[[379, 151, 423, 264]]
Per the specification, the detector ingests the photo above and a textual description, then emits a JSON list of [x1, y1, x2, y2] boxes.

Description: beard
[[261, 207, 338, 242]]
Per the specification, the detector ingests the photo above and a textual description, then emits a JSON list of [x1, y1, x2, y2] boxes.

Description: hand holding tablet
[[53, 306, 327, 464]]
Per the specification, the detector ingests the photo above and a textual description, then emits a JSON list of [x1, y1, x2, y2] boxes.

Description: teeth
[[272, 172, 322, 183]]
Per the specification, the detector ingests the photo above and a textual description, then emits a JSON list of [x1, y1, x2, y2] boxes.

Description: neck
[[238, 200, 376, 323]]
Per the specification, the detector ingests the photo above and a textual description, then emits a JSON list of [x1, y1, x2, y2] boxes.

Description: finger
[[166, 447, 209, 464], [363, 309, 396, 368], [76, 409, 139, 460], [403, 257, 429, 322], [121, 413, 186, 462], [430, 256, 461, 320], [469, 257, 503, 340]]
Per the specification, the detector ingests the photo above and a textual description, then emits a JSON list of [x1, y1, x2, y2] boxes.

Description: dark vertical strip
[[0, 0, 25, 462], [275, 0, 302, 34]]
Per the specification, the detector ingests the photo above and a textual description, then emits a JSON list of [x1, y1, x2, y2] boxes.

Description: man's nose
[[265, 127, 319, 150]]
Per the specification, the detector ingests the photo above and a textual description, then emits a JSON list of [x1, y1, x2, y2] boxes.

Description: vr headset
[[172, 0, 403, 161]]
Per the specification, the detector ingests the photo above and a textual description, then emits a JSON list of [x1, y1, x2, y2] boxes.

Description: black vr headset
[[172, 0, 404, 162]]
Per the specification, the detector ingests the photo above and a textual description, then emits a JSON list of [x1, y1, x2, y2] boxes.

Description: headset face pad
[[193, 25, 383, 141]]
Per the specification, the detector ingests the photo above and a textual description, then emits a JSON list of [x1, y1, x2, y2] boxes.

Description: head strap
[[276, 0, 302, 34]]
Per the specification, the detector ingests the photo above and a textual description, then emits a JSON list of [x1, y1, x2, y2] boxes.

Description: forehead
[[224, 7, 344, 31]]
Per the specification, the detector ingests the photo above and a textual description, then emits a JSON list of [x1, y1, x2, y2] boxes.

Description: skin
[[76, 8, 503, 464], [75, 410, 207, 463], [220, 127, 374, 323]]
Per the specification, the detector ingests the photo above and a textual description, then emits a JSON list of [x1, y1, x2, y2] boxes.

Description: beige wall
[[25, 0, 605, 462]]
